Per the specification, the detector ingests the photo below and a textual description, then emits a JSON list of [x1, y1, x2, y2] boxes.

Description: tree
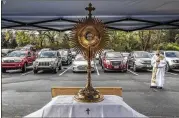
[[9, 38, 18, 48], [60, 34, 70, 49], [16, 31, 31, 47]]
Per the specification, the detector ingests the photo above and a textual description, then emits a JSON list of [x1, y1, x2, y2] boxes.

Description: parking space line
[[94, 61, 100, 75], [127, 69, 139, 76], [21, 70, 33, 76], [166, 72, 178, 76], [59, 65, 72, 76]]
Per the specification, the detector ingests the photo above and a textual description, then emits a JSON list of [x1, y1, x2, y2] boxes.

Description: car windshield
[[75, 55, 85, 61], [7, 51, 26, 57], [134, 52, 150, 58], [165, 52, 178, 58], [122, 53, 129, 57], [59, 50, 68, 56], [106, 53, 123, 58], [39, 51, 56, 58]]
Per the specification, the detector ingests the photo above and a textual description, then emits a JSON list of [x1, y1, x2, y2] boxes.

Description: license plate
[[114, 66, 119, 69]]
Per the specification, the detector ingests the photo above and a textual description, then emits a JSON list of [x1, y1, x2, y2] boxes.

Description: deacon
[[150, 50, 166, 89]]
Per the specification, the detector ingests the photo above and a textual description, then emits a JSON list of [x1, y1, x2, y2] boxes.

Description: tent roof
[[2, 0, 179, 31]]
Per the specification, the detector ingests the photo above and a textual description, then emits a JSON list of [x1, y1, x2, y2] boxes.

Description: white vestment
[[151, 55, 166, 87]]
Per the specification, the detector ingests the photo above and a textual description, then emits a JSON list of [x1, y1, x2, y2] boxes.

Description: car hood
[[2, 57, 24, 60], [73, 60, 94, 65], [36, 58, 56, 62], [166, 57, 179, 61]]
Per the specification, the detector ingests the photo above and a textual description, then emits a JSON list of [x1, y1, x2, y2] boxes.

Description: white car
[[161, 51, 179, 71], [72, 54, 95, 72]]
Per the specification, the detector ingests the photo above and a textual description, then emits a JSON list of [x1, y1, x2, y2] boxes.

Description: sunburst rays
[[70, 17, 110, 60]]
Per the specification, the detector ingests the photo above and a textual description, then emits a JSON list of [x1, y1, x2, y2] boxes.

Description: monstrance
[[70, 3, 110, 103]]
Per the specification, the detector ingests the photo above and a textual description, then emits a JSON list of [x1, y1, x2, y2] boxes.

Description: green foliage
[[2, 29, 179, 51], [16, 31, 30, 47], [164, 43, 179, 51]]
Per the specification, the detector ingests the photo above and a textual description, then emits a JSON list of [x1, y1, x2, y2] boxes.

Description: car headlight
[[91, 64, 95, 67], [105, 60, 111, 65], [33, 61, 39, 65], [50, 61, 55, 65], [14, 59, 22, 62], [172, 60, 178, 63], [122, 60, 127, 64], [136, 59, 143, 63]]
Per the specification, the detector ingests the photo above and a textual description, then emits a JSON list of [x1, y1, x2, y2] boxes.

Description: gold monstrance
[[70, 3, 110, 102]]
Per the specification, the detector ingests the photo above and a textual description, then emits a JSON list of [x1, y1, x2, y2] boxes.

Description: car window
[[39, 51, 56, 58], [122, 53, 129, 57], [75, 55, 85, 61], [134, 52, 150, 58], [165, 52, 178, 58], [106, 53, 123, 58], [59, 50, 68, 56], [7, 51, 26, 57]]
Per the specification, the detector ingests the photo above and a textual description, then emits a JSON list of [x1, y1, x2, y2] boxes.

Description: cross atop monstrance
[[85, 3, 95, 18]]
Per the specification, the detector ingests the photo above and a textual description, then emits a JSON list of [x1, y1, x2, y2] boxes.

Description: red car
[[102, 52, 127, 72], [2, 50, 36, 73]]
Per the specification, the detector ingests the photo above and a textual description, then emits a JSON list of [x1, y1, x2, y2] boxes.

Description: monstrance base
[[74, 87, 104, 103]]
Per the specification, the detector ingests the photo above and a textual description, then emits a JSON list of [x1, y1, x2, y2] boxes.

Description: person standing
[[150, 50, 166, 89]]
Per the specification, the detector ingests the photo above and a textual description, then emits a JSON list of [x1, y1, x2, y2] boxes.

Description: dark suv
[[128, 51, 152, 71], [58, 49, 72, 65]]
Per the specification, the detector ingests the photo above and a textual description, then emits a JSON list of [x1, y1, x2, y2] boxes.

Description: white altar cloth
[[25, 95, 147, 117]]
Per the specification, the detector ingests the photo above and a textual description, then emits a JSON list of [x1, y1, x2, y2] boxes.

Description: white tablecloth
[[25, 95, 147, 117]]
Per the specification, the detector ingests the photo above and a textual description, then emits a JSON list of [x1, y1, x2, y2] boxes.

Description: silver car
[[33, 51, 62, 73], [161, 51, 179, 71], [72, 54, 95, 73]]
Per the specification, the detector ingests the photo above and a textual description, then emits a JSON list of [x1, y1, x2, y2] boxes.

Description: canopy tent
[[2, 0, 179, 32]]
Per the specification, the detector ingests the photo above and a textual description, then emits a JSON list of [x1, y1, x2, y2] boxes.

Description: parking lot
[[2, 60, 179, 118]]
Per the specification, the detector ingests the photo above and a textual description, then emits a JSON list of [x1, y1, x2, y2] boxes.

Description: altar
[[25, 95, 147, 117]]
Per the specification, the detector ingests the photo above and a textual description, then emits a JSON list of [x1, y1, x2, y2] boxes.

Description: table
[[25, 95, 147, 117]]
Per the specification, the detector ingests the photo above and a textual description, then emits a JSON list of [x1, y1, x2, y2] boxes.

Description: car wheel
[[133, 64, 137, 72], [53, 67, 58, 73], [2, 68, 6, 73], [33, 69, 38, 74], [122, 69, 127, 73], [67, 60, 70, 65], [103, 67, 107, 73], [22, 63, 27, 73], [59, 64, 62, 70], [165, 63, 170, 72]]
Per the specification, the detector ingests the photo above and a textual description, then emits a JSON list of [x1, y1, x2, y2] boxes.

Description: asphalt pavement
[[2, 61, 179, 118]]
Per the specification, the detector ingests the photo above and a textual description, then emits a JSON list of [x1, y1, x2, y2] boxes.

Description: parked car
[[99, 49, 114, 65], [101, 52, 127, 72], [33, 50, 62, 74], [2, 50, 36, 73], [59, 49, 72, 65], [161, 51, 179, 71], [128, 51, 152, 71], [72, 54, 95, 73]]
